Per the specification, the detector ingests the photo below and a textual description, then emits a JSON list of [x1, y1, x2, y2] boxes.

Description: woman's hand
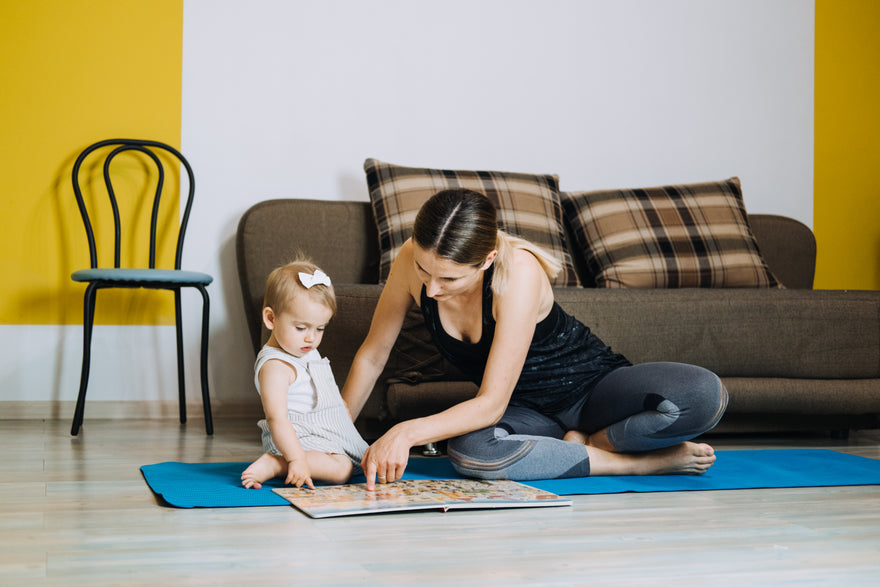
[[361, 423, 414, 490]]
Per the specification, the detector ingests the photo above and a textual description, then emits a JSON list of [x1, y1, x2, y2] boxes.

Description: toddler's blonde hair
[[263, 257, 336, 316]]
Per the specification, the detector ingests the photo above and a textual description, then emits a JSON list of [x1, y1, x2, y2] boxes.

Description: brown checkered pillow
[[562, 177, 782, 288], [364, 158, 580, 286]]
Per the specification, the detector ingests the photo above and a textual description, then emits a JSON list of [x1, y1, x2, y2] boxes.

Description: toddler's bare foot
[[241, 452, 286, 489], [563, 430, 589, 444]]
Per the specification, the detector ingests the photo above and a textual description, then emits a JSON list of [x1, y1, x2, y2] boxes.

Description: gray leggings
[[447, 362, 728, 480]]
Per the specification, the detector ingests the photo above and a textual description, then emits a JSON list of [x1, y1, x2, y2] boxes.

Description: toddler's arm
[[258, 359, 315, 489]]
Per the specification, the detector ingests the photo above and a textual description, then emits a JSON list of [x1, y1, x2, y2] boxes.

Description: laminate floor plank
[[1, 418, 878, 586]]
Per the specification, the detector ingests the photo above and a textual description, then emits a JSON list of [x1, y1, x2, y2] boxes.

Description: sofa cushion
[[364, 158, 580, 286], [553, 288, 880, 379], [562, 177, 782, 288]]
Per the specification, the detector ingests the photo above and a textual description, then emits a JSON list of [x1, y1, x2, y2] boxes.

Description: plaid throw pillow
[[364, 158, 580, 286], [562, 177, 783, 288]]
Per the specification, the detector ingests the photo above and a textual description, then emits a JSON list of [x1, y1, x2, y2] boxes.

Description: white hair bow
[[298, 269, 331, 289]]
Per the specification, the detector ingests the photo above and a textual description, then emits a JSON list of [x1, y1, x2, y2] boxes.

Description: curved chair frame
[[70, 138, 213, 435]]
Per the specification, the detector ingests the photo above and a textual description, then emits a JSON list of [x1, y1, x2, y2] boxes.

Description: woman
[[341, 189, 728, 489]]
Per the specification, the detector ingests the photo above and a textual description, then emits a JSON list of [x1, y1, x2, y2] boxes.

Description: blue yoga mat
[[140, 449, 880, 509]]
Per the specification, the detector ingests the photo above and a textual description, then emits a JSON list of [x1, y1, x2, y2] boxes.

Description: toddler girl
[[241, 259, 368, 489]]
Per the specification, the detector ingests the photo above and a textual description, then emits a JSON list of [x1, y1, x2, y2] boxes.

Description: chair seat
[[71, 267, 213, 285]]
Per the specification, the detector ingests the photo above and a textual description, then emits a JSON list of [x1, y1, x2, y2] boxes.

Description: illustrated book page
[[272, 478, 572, 518]]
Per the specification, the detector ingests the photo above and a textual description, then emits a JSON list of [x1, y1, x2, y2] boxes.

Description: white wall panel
[[0, 1, 814, 411], [179, 0, 813, 411]]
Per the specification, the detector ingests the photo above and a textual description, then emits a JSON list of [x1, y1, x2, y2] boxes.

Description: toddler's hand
[[285, 459, 315, 489]]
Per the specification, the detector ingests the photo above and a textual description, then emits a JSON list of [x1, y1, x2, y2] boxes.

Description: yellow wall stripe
[[0, 0, 183, 325], [814, 0, 880, 290]]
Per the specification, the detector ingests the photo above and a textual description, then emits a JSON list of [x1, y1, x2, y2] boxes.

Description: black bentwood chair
[[69, 139, 213, 435]]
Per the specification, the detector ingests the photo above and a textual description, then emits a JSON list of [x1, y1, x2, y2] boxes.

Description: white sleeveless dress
[[254, 346, 368, 467]]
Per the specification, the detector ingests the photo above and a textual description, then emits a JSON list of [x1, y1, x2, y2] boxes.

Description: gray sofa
[[236, 198, 880, 440]]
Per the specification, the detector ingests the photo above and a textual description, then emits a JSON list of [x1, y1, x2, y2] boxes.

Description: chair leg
[[422, 442, 441, 456], [174, 289, 187, 424], [71, 283, 99, 436], [197, 285, 214, 435]]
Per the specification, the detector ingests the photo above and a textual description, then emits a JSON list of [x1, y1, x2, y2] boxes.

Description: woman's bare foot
[[587, 441, 717, 476], [241, 452, 286, 489]]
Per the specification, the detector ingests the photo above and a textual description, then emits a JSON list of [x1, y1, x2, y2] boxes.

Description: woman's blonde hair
[[492, 229, 561, 295], [263, 257, 337, 316], [412, 189, 561, 295]]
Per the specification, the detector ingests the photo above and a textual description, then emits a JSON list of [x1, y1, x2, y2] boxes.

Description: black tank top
[[420, 265, 631, 414]]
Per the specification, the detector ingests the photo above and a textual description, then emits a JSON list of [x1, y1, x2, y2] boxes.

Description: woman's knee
[[705, 376, 729, 431], [643, 362, 727, 433], [446, 427, 497, 462], [446, 428, 527, 478], [683, 365, 728, 432]]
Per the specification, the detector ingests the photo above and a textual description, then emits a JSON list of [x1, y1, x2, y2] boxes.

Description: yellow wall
[[0, 0, 183, 325], [814, 0, 880, 290]]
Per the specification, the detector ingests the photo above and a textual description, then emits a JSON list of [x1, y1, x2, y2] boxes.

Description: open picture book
[[272, 478, 572, 518]]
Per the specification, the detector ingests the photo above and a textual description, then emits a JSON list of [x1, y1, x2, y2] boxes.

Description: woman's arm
[[362, 249, 552, 489], [340, 241, 417, 419]]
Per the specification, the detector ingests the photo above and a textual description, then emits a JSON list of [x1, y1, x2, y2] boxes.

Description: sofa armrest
[[748, 214, 816, 289], [236, 198, 380, 353]]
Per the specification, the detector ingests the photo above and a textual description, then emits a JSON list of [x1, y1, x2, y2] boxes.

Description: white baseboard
[[0, 401, 263, 420]]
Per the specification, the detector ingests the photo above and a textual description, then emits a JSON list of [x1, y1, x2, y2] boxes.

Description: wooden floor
[[2, 418, 879, 586]]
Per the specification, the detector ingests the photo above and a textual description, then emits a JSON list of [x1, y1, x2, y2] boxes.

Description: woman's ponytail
[[491, 230, 562, 296]]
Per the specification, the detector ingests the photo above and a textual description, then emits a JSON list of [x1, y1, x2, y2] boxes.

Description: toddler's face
[[266, 294, 333, 358]]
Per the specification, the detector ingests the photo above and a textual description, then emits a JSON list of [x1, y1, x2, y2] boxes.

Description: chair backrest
[[71, 138, 196, 270]]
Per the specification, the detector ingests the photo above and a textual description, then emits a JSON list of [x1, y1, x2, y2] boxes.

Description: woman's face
[[412, 244, 491, 300]]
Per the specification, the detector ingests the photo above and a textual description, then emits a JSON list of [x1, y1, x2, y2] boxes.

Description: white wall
[[0, 0, 815, 416]]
